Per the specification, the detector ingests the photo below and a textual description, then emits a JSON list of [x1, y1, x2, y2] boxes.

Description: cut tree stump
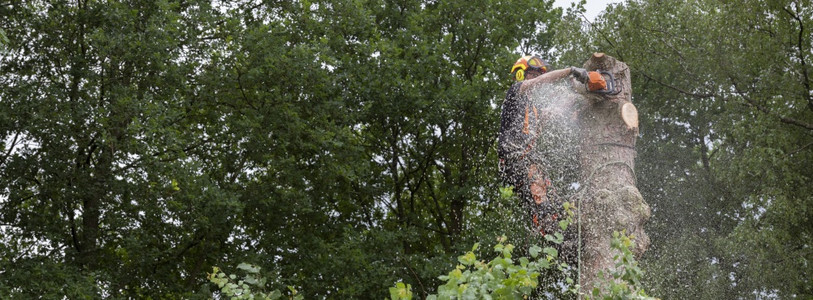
[[576, 53, 650, 293]]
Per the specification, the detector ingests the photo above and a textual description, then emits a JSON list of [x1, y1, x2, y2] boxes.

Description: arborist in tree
[[498, 55, 604, 238]]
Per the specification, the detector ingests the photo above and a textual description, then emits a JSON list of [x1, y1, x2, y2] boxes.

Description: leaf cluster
[[588, 231, 656, 300], [207, 264, 302, 300], [390, 236, 575, 300]]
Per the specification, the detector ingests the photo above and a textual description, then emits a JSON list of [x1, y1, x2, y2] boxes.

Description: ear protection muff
[[515, 69, 525, 81]]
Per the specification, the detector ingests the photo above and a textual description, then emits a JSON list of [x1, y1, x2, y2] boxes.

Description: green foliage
[[2, 0, 808, 297], [587, 231, 657, 300], [387, 231, 662, 299], [209, 230, 660, 300], [428, 236, 575, 299], [390, 235, 576, 300], [391, 198, 580, 299], [0, 0, 562, 298], [207, 264, 302, 300], [389, 282, 414, 300], [0, 28, 7, 51]]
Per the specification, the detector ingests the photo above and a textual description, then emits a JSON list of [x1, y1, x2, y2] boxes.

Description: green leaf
[[237, 263, 261, 274], [529, 245, 542, 258], [544, 232, 565, 244], [390, 282, 412, 300], [543, 247, 558, 259], [458, 252, 476, 266], [499, 186, 515, 199], [519, 257, 530, 267], [559, 219, 570, 231]]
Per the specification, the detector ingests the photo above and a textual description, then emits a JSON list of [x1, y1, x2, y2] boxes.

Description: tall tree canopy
[[0, 0, 561, 298], [2, 0, 810, 298]]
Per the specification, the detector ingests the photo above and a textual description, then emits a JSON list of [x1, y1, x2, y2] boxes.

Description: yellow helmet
[[511, 55, 548, 81]]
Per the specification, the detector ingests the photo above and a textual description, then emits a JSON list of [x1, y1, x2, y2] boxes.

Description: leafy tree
[[1, 0, 567, 298], [222, 0, 564, 297], [0, 0, 240, 297]]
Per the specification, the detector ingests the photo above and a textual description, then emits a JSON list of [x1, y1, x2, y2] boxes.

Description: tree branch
[[782, 4, 813, 112], [111, 137, 214, 174], [787, 141, 813, 157], [730, 77, 813, 131], [0, 132, 19, 168], [638, 71, 715, 99], [236, 67, 259, 111], [401, 257, 427, 298]]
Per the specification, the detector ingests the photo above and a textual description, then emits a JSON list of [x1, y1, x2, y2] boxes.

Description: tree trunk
[[575, 53, 651, 292]]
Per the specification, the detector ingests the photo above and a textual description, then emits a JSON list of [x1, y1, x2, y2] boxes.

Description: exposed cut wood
[[621, 103, 639, 129]]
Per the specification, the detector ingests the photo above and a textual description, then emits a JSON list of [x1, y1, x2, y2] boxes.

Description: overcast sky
[[553, 0, 623, 21]]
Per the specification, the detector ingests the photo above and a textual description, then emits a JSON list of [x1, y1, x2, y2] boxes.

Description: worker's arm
[[518, 67, 590, 94]]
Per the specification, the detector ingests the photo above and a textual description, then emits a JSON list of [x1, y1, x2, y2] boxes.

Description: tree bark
[[575, 53, 651, 292]]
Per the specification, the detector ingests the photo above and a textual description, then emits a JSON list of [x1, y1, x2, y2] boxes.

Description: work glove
[[570, 67, 589, 83]]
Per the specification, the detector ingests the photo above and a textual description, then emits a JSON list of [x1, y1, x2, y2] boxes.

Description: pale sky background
[[554, 0, 624, 21]]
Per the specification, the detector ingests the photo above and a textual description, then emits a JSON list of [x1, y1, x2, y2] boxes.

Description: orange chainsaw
[[571, 67, 622, 95]]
